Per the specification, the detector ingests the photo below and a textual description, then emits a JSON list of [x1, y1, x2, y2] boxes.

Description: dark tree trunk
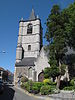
[[56, 75, 61, 89], [56, 59, 61, 89]]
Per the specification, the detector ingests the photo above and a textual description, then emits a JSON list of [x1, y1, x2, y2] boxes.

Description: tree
[[44, 66, 59, 81], [62, 2, 75, 49], [62, 2, 75, 79], [45, 5, 67, 89], [45, 2, 75, 89]]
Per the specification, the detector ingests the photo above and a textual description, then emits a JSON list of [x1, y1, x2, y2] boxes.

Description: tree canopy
[[44, 2, 75, 89]]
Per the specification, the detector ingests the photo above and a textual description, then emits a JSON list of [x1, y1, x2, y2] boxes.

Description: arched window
[[28, 67, 32, 78], [27, 23, 32, 34], [38, 72, 44, 82]]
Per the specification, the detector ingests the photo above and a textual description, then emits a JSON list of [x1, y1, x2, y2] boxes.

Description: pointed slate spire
[[21, 17, 23, 21], [29, 9, 36, 20]]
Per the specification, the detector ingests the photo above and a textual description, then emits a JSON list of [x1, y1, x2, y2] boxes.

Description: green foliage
[[63, 79, 75, 90], [32, 86, 39, 94], [40, 85, 55, 95], [70, 79, 75, 86], [62, 2, 75, 48], [63, 86, 75, 91], [45, 2, 75, 83], [24, 82, 30, 91], [21, 80, 33, 93], [32, 82, 43, 94], [44, 67, 51, 78], [60, 64, 66, 75], [45, 4, 66, 82], [43, 79, 52, 85], [49, 65, 60, 78], [21, 76, 28, 83], [33, 82, 43, 89], [21, 82, 30, 91], [44, 3, 75, 88], [53, 82, 57, 85], [27, 80, 33, 93], [21, 79, 57, 94], [44, 66, 59, 79], [21, 81, 43, 94]]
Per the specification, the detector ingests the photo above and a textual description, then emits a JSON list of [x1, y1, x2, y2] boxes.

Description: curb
[[14, 86, 50, 100]]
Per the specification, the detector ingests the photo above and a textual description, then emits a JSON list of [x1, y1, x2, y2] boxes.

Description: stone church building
[[14, 9, 50, 84]]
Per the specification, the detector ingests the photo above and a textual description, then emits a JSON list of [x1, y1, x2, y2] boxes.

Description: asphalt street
[[0, 85, 75, 100], [0, 86, 47, 100]]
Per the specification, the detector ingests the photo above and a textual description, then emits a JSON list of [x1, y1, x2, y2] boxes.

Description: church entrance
[[38, 72, 44, 82]]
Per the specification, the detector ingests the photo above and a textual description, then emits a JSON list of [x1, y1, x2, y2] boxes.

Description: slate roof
[[29, 9, 36, 20], [15, 57, 36, 67]]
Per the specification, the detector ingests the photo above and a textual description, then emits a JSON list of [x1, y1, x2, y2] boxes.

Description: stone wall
[[22, 19, 41, 58], [35, 47, 50, 81], [14, 66, 35, 84], [14, 66, 29, 84]]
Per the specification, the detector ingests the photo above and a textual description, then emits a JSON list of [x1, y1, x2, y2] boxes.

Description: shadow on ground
[[0, 86, 15, 100]]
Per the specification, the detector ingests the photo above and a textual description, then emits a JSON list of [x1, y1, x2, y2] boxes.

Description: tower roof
[[29, 9, 36, 20]]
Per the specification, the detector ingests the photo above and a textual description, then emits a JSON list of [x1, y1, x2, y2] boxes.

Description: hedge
[[40, 85, 55, 95]]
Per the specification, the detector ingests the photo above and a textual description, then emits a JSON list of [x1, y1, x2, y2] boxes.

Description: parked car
[[0, 81, 4, 94]]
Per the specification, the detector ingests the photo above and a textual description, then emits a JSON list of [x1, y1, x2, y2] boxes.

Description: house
[[0, 67, 4, 81]]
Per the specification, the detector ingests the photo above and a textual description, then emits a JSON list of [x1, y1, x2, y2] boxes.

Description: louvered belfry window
[[27, 23, 32, 34]]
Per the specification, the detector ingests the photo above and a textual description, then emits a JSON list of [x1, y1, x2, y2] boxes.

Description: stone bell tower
[[14, 9, 43, 84], [15, 9, 43, 63]]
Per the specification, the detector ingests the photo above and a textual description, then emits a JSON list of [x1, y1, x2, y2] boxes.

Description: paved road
[[13, 87, 44, 100], [1, 86, 75, 100], [0, 86, 48, 100]]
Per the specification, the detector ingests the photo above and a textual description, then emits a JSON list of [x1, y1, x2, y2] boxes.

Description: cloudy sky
[[0, 0, 74, 72]]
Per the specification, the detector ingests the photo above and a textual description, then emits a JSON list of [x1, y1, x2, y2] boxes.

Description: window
[[28, 45, 31, 51], [27, 23, 32, 34], [28, 67, 32, 78]]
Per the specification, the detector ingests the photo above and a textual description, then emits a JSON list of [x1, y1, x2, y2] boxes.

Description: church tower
[[14, 9, 43, 84], [16, 9, 43, 63]]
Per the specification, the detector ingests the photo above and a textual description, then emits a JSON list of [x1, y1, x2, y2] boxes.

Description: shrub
[[27, 80, 33, 93], [43, 79, 52, 85], [21, 80, 56, 94], [32, 86, 39, 94], [63, 86, 74, 90], [21, 82, 29, 90], [21, 76, 28, 83], [28, 80, 33, 85], [24, 82, 29, 91], [32, 82, 43, 94], [21, 81, 32, 93], [33, 82, 43, 89], [70, 79, 75, 86], [40, 85, 55, 95], [53, 82, 56, 85]]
